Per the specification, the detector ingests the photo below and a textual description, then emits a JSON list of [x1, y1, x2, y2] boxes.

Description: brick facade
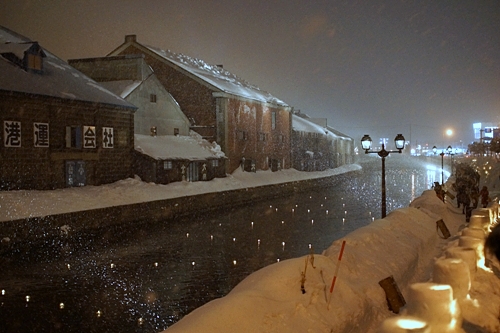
[[0, 92, 135, 190], [109, 38, 292, 173]]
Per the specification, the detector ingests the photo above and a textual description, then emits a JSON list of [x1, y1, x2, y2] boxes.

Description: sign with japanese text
[[83, 126, 96, 148], [34, 122, 49, 147], [66, 160, 86, 187], [102, 127, 114, 148], [4, 120, 21, 147]]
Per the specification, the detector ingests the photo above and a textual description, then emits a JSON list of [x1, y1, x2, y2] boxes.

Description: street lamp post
[[447, 145, 453, 176], [432, 145, 445, 185], [361, 134, 405, 218]]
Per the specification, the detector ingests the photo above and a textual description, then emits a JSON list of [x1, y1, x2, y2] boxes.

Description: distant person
[[471, 187, 480, 209], [479, 186, 490, 208], [456, 186, 470, 214], [433, 182, 444, 202]]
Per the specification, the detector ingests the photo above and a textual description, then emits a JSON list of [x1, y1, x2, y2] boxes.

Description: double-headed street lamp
[[432, 145, 453, 185], [432, 146, 445, 185], [446, 145, 454, 176], [361, 133, 405, 218]]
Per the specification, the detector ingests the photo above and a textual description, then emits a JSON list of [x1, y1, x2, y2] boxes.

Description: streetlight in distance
[[432, 145, 445, 186], [361, 133, 405, 218], [447, 145, 454, 176]]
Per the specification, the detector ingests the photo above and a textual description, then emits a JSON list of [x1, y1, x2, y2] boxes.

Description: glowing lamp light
[[396, 318, 427, 329], [96, 310, 102, 317], [361, 134, 372, 151], [59, 302, 65, 309], [394, 133, 405, 150]]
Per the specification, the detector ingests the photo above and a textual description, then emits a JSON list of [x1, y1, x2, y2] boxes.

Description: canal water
[[0, 156, 443, 333]]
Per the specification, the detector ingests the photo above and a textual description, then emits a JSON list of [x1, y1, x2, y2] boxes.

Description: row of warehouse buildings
[[0, 26, 354, 191]]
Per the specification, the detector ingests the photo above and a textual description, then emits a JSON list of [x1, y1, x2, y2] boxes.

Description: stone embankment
[[0, 170, 356, 253]]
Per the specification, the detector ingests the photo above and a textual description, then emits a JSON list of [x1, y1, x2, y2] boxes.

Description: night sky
[[1, 0, 499, 147]]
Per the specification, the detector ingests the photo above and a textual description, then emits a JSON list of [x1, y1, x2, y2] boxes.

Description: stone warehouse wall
[[0, 92, 135, 190]]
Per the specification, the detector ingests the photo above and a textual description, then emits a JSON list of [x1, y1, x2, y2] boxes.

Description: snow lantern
[[445, 247, 477, 281], [404, 283, 462, 333], [468, 215, 490, 232], [432, 258, 471, 301], [458, 236, 485, 268], [460, 227, 486, 240], [377, 315, 430, 333]]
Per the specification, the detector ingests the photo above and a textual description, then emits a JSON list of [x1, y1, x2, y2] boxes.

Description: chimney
[[125, 35, 137, 43]]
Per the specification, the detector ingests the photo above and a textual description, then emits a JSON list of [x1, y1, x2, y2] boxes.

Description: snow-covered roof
[[99, 80, 142, 98], [0, 26, 135, 109], [134, 132, 225, 160], [144, 45, 289, 107], [293, 114, 328, 134], [292, 114, 341, 140]]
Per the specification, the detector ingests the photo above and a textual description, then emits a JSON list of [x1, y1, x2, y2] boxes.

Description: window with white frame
[[164, 160, 173, 170]]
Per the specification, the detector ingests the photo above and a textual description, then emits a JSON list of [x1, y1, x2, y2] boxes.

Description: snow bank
[[164, 192, 466, 333]]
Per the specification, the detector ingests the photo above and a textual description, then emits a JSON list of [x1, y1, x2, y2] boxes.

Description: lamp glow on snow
[[361, 133, 405, 218], [378, 316, 430, 333]]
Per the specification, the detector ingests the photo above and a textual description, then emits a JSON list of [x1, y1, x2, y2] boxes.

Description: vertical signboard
[[66, 160, 86, 187]]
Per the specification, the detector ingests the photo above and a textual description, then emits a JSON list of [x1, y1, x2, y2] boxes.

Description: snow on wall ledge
[[164, 190, 460, 333]]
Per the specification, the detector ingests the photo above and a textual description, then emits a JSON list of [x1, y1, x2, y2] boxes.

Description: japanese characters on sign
[[4, 120, 21, 147], [3, 121, 114, 149], [34, 122, 49, 147], [83, 126, 96, 148], [102, 127, 114, 148]]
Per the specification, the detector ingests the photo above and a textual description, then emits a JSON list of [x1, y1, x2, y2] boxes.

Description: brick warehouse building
[[0, 26, 136, 190], [107, 35, 292, 173]]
